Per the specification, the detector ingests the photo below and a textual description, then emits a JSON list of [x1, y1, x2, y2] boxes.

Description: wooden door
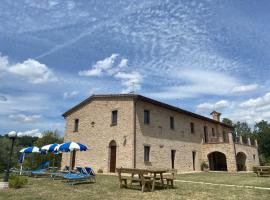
[[110, 146, 116, 172]]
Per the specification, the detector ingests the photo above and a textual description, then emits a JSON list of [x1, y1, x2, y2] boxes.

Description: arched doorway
[[109, 140, 117, 172], [236, 152, 246, 171], [208, 151, 227, 171]]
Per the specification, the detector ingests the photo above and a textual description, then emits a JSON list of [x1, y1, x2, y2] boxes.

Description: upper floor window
[[170, 116, 175, 130], [190, 122, 195, 134], [204, 126, 208, 143], [74, 119, 79, 132], [223, 131, 227, 142], [144, 145, 150, 162], [144, 110, 150, 124], [111, 110, 118, 125], [212, 128, 216, 136]]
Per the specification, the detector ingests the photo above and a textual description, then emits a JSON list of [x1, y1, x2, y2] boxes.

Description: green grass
[[176, 172, 270, 188], [0, 173, 270, 200]]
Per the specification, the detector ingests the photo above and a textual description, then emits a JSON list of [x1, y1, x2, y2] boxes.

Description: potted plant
[[201, 161, 209, 172]]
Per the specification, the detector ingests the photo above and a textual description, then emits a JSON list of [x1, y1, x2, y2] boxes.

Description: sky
[[1, 0, 270, 137]]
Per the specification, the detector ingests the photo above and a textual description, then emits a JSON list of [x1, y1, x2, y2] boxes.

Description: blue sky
[[1, 0, 270, 136]]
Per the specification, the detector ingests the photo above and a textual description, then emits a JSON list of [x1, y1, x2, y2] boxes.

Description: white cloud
[[78, 54, 119, 76], [79, 54, 143, 93], [0, 95, 7, 102], [150, 69, 238, 99], [232, 84, 258, 94], [239, 92, 270, 108], [17, 129, 43, 138], [114, 71, 143, 93], [118, 58, 128, 68], [9, 114, 41, 123], [0, 55, 57, 84], [197, 100, 230, 112], [63, 91, 79, 99]]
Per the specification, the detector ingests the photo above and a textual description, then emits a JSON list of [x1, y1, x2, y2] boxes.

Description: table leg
[[160, 173, 164, 189], [151, 173, 156, 191]]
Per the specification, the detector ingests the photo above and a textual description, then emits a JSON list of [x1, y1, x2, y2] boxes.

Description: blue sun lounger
[[30, 162, 50, 177], [62, 171, 92, 185]]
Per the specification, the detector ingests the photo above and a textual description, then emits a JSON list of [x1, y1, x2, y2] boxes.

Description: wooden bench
[[116, 168, 154, 192], [163, 169, 177, 188], [254, 166, 270, 177]]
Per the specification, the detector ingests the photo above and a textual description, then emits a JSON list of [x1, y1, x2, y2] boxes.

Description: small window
[[144, 110, 150, 124], [192, 151, 196, 171], [190, 122, 195, 134], [253, 154, 256, 161], [144, 146, 150, 162], [111, 110, 118, 125], [204, 126, 208, 143], [223, 131, 227, 142], [170, 116, 174, 130], [74, 119, 79, 132], [212, 128, 215, 137]]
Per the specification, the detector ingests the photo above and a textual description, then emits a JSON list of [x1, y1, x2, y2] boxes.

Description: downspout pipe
[[133, 97, 138, 168]]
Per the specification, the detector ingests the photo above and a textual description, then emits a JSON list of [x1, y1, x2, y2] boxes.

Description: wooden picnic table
[[116, 167, 170, 192], [254, 166, 270, 176]]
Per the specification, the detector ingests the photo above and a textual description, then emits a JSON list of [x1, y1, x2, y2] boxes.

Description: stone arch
[[236, 152, 247, 171], [109, 140, 117, 172], [208, 151, 228, 171]]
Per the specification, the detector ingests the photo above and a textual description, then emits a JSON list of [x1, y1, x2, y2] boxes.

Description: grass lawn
[[0, 173, 270, 200], [176, 172, 270, 188]]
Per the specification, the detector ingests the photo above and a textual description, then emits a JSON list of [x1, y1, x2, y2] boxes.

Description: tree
[[222, 118, 233, 126], [24, 130, 63, 169], [234, 121, 252, 137], [253, 120, 270, 164], [0, 135, 39, 172]]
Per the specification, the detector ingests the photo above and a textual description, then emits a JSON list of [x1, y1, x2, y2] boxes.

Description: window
[[144, 146, 150, 162], [204, 126, 208, 143], [212, 128, 215, 137], [223, 131, 227, 142], [192, 151, 196, 171], [170, 116, 174, 130], [144, 110, 150, 124], [190, 122, 195, 134], [74, 119, 79, 132], [253, 154, 256, 161], [111, 110, 118, 125], [171, 150, 176, 169]]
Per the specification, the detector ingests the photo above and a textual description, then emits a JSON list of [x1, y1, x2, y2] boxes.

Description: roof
[[62, 94, 233, 128]]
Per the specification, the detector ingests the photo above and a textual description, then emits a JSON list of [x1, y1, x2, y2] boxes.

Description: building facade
[[61, 94, 259, 173]]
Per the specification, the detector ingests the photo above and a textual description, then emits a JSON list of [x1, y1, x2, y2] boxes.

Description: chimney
[[210, 111, 221, 122]]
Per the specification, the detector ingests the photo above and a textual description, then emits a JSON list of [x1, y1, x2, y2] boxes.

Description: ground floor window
[[192, 151, 196, 171], [144, 146, 150, 162]]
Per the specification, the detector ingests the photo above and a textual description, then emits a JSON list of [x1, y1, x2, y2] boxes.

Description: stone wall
[[134, 101, 232, 172], [61, 95, 259, 173], [62, 97, 135, 172], [235, 144, 259, 171]]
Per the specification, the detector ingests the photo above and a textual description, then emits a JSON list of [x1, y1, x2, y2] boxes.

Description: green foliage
[[9, 175, 28, 189], [234, 121, 252, 137], [200, 161, 209, 171], [0, 130, 63, 172], [0, 136, 39, 172], [222, 118, 233, 126], [24, 130, 63, 169], [253, 121, 270, 164]]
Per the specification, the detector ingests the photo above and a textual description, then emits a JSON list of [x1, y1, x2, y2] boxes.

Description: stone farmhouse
[[61, 94, 259, 173]]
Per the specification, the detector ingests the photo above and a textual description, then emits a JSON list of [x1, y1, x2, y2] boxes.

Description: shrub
[[9, 175, 28, 189], [201, 161, 209, 171], [97, 168, 103, 173]]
